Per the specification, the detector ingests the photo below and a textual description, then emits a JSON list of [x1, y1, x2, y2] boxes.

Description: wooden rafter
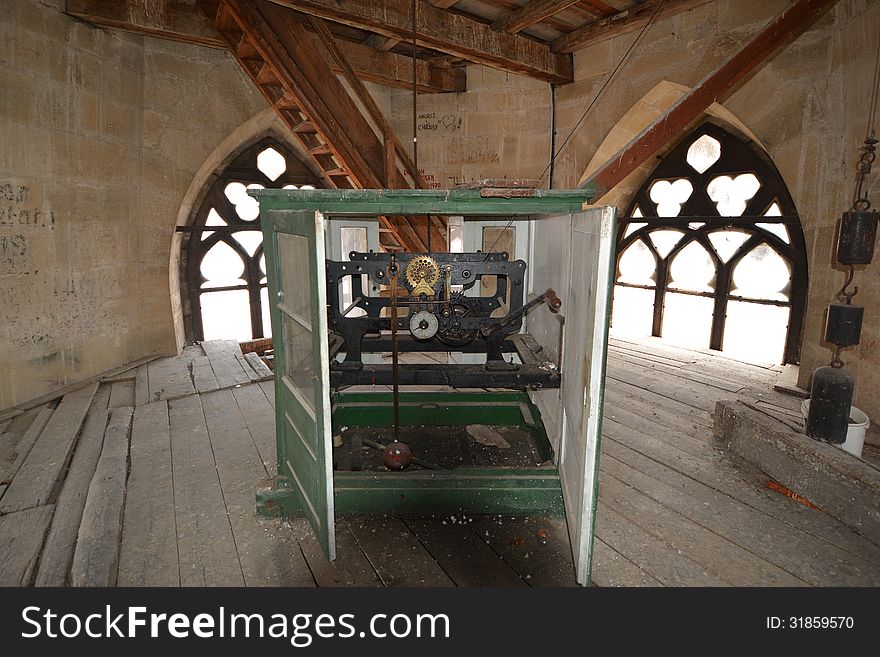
[[65, 0, 464, 93], [199, 0, 436, 251], [582, 0, 841, 201], [492, 0, 583, 34], [552, 0, 712, 53], [268, 0, 573, 83]]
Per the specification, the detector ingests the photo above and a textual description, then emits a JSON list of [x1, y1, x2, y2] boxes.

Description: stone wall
[[0, 0, 267, 409]]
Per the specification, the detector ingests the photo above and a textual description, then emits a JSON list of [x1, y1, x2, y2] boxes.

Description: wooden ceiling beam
[[492, 0, 583, 34], [430, 1, 461, 8], [582, 0, 841, 201], [268, 0, 573, 83], [552, 0, 712, 53], [65, 0, 464, 93]]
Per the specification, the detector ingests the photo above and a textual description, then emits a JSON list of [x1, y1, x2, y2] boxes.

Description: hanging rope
[[481, 0, 666, 260], [536, 0, 668, 186]]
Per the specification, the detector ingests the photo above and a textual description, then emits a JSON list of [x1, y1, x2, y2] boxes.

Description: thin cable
[[411, 0, 429, 252], [866, 32, 880, 140], [481, 0, 666, 260], [536, 0, 667, 185]]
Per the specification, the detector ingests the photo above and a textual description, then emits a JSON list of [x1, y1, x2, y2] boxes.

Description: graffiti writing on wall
[[417, 112, 462, 133], [0, 183, 55, 227]]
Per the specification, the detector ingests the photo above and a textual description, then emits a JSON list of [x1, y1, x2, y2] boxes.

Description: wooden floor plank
[[236, 353, 261, 383], [600, 444, 880, 586], [200, 389, 314, 586], [191, 356, 220, 394], [609, 348, 745, 393], [108, 380, 135, 409], [601, 421, 880, 565], [467, 516, 576, 587], [606, 355, 720, 413], [70, 406, 133, 586], [231, 383, 276, 476], [598, 467, 805, 586], [118, 400, 180, 586], [405, 518, 528, 586], [295, 519, 380, 587], [595, 502, 731, 586], [147, 356, 195, 402], [592, 538, 663, 587], [0, 505, 54, 586], [604, 377, 713, 428], [260, 380, 276, 409], [243, 351, 274, 380], [201, 340, 251, 388], [0, 404, 54, 485], [0, 484, 6, 500], [345, 516, 455, 586], [134, 365, 149, 406], [168, 395, 244, 586], [35, 386, 112, 586], [0, 383, 98, 514]]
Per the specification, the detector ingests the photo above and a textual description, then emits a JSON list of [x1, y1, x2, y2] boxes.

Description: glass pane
[[283, 184, 298, 190], [339, 227, 368, 318], [260, 286, 272, 338], [617, 239, 655, 285], [200, 289, 252, 341], [686, 134, 721, 173], [661, 292, 713, 350], [723, 301, 789, 365], [649, 178, 693, 216], [257, 146, 287, 181], [202, 207, 227, 241], [688, 222, 705, 230], [624, 222, 647, 238], [200, 240, 245, 288], [760, 200, 787, 244], [707, 173, 761, 216], [631, 206, 644, 218], [648, 229, 684, 259], [610, 286, 654, 338], [224, 182, 248, 205], [233, 231, 263, 256], [482, 226, 516, 316], [708, 230, 750, 262], [669, 241, 714, 292], [731, 244, 790, 301], [278, 233, 315, 412]]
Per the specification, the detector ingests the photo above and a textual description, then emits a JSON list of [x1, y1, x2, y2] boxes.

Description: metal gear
[[405, 255, 440, 296], [437, 292, 478, 347]]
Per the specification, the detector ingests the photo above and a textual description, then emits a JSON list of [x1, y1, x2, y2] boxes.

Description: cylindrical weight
[[806, 365, 854, 444], [836, 210, 877, 265], [824, 303, 863, 347]]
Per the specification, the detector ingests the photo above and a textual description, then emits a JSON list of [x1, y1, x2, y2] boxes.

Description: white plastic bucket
[[801, 399, 870, 458]]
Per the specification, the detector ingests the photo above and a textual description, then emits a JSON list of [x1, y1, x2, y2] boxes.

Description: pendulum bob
[[825, 303, 863, 347], [381, 442, 413, 470], [836, 210, 878, 265], [806, 365, 854, 444]]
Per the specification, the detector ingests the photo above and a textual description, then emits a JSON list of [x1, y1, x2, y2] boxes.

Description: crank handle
[[480, 288, 562, 337]]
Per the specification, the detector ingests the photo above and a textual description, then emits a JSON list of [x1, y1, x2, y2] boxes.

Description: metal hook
[[837, 265, 859, 304]]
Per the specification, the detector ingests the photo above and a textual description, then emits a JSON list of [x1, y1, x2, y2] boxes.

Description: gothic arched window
[[181, 136, 321, 342], [612, 122, 808, 364]]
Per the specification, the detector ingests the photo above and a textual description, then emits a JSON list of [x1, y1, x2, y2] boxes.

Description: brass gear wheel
[[404, 256, 440, 296]]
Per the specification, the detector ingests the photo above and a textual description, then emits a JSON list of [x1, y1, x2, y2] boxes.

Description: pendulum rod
[[389, 254, 400, 441]]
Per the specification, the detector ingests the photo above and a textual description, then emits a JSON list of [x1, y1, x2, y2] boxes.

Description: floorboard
[[70, 406, 133, 586], [35, 386, 112, 586], [345, 516, 455, 587], [0, 383, 98, 514], [405, 518, 528, 586], [168, 395, 244, 586], [147, 356, 195, 402], [0, 404, 53, 485], [201, 389, 314, 586], [296, 520, 380, 587], [202, 340, 251, 388], [231, 383, 277, 476], [118, 400, 180, 586], [0, 505, 54, 586]]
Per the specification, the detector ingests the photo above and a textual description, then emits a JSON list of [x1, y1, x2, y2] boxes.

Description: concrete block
[[714, 400, 880, 546]]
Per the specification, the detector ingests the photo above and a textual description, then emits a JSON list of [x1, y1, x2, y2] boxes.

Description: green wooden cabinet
[[255, 188, 615, 585]]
